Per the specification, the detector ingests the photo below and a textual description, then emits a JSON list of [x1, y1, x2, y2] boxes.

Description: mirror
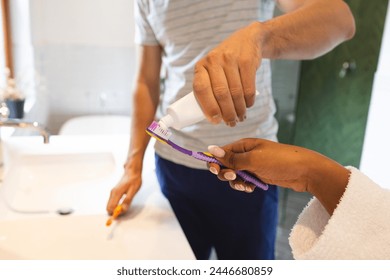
[[3, 0, 136, 133]]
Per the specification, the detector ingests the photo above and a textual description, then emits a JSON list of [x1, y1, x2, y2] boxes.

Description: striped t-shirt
[[135, 0, 278, 169]]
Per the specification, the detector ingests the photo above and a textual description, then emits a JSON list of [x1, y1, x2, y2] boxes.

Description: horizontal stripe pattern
[[135, 0, 277, 169]]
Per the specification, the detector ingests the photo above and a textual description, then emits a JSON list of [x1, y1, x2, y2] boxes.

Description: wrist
[[307, 156, 350, 214], [123, 155, 143, 173], [254, 20, 278, 59]]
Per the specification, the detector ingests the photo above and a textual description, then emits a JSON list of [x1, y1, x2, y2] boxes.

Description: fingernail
[[208, 145, 225, 157], [227, 121, 236, 127], [212, 115, 221, 123], [224, 172, 236, 180], [234, 183, 245, 191], [209, 166, 218, 175], [245, 186, 254, 193], [121, 204, 128, 212]]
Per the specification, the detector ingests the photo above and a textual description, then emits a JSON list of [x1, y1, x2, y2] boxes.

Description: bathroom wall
[[271, 59, 300, 144], [292, 0, 388, 168], [7, 1, 301, 135], [27, 0, 137, 133], [270, 7, 301, 145], [360, 3, 390, 189]]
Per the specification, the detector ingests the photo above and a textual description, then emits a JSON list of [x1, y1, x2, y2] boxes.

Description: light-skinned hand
[[193, 22, 263, 127]]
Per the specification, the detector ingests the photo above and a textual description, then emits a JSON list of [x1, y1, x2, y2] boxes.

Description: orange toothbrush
[[106, 204, 124, 227]]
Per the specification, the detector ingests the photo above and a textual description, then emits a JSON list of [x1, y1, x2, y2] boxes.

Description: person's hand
[[207, 138, 314, 193], [193, 22, 264, 127], [106, 167, 142, 215], [207, 138, 346, 193], [207, 138, 350, 214]]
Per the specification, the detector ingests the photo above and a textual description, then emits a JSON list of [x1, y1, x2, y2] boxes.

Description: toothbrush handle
[[234, 170, 268, 191], [194, 152, 268, 191]]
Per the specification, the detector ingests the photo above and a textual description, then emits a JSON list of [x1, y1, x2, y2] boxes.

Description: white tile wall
[[10, 0, 137, 134], [34, 45, 136, 132]]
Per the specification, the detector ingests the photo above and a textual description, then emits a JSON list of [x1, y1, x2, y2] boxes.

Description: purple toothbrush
[[146, 120, 268, 191]]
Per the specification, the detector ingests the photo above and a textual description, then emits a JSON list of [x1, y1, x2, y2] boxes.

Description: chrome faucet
[[0, 102, 50, 144]]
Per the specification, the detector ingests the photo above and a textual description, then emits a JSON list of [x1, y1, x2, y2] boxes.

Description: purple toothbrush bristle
[[147, 120, 172, 141]]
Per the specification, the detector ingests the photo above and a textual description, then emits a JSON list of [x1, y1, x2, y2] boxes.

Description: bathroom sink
[[1, 135, 128, 215], [0, 134, 194, 259], [2, 151, 116, 214]]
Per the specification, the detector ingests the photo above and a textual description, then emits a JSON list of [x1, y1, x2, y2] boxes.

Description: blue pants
[[155, 154, 278, 260]]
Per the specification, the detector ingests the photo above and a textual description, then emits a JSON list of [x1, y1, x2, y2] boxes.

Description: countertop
[[0, 135, 195, 260]]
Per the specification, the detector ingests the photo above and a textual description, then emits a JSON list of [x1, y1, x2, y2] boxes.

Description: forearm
[[260, 0, 355, 59], [125, 82, 160, 172], [306, 151, 350, 215], [124, 45, 162, 172]]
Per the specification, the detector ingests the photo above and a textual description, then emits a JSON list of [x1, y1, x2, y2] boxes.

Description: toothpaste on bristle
[[147, 120, 172, 142], [159, 115, 173, 130]]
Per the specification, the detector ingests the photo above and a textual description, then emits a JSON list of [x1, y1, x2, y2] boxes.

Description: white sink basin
[[0, 135, 194, 259], [1, 135, 124, 214]]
